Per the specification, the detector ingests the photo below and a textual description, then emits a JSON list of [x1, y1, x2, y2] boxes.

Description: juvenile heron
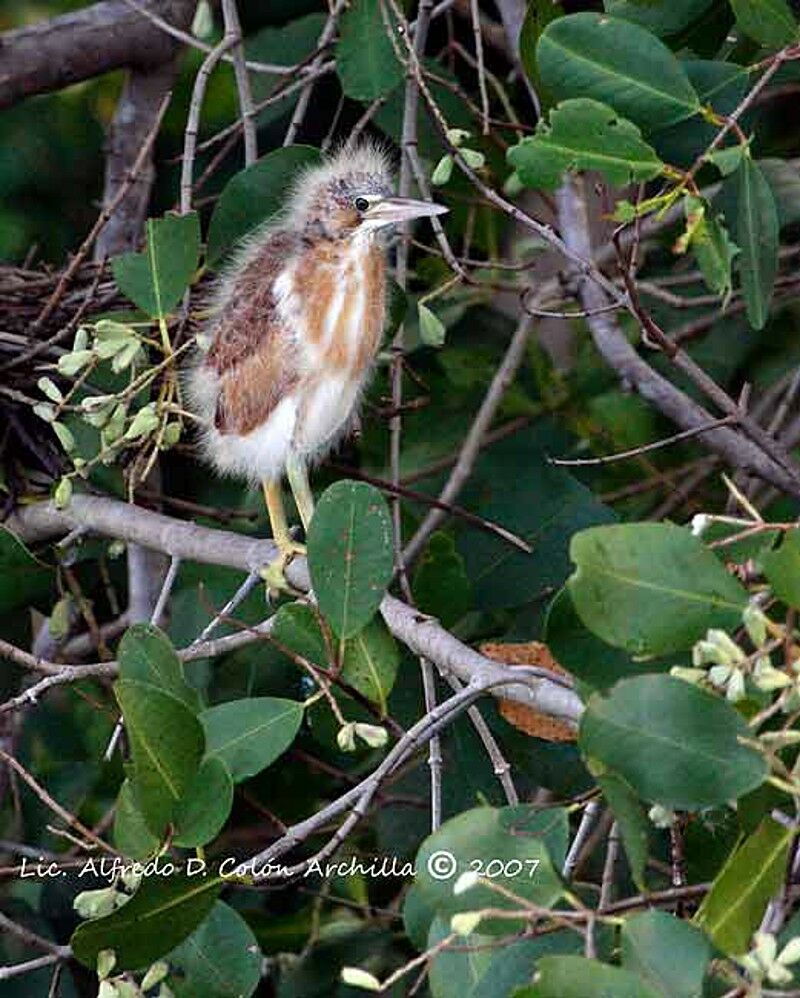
[[188, 143, 448, 583]]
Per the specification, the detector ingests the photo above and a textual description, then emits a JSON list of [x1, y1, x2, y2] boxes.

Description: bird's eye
[[354, 196, 370, 212]]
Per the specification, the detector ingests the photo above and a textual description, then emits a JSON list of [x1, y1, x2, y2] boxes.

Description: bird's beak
[[367, 197, 449, 225]]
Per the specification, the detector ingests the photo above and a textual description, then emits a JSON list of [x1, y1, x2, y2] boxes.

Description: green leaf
[[729, 0, 797, 46], [112, 212, 200, 319], [173, 756, 234, 848], [335, 0, 403, 100], [706, 144, 747, 177], [579, 675, 768, 809], [651, 61, 747, 169], [589, 763, 650, 891], [201, 697, 303, 782], [730, 155, 780, 330], [271, 601, 330, 666], [114, 679, 205, 836], [459, 437, 616, 612], [508, 99, 663, 192], [605, 0, 716, 38], [428, 915, 582, 998], [415, 805, 566, 934], [695, 816, 792, 954], [70, 873, 222, 970], [567, 523, 748, 655], [418, 303, 447, 347], [760, 158, 800, 228], [113, 779, 159, 860], [206, 146, 322, 265], [518, 955, 659, 997], [537, 14, 700, 131], [413, 532, 472, 629], [762, 529, 800, 608], [247, 15, 326, 128], [117, 624, 200, 711], [168, 901, 261, 998], [545, 587, 659, 692], [622, 910, 712, 998], [341, 618, 399, 716], [519, 0, 565, 111], [307, 480, 394, 639], [691, 210, 739, 300], [0, 525, 51, 614]]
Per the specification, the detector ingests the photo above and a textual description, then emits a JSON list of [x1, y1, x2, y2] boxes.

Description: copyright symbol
[[427, 849, 457, 881]]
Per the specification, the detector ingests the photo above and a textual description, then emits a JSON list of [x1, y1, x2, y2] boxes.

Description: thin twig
[[550, 415, 738, 467], [220, 0, 257, 166]]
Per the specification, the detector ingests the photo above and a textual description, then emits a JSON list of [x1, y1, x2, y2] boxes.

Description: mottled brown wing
[[207, 230, 299, 436]]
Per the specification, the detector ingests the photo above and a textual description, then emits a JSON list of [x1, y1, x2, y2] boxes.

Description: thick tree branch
[[0, 0, 195, 110], [7, 494, 583, 723], [555, 177, 800, 500]]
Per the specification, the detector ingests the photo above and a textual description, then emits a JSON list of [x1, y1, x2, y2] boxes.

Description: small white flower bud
[[336, 723, 357, 753], [451, 911, 484, 936], [453, 870, 480, 895], [340, 967, 382, 991], [648, 804, 675, 829], [353, 723, 388, 748], [96, 949, 116, 980], [743, 602, 769, 647]]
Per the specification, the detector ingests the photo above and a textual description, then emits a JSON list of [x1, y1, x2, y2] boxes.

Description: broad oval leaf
[[71, 873, 223, 970], [651, 60, 747, 169], [206, 146, 322, 265], [458, 436, 616, 612], [412, 532, 472, 629], [622, 910, 712, 998], [731, 155, 780, 330], [567, 522, 748, 655], [335, 0, 403, 101], [271, 601, 330, 666], [168, 900, 261, 998], [695, 816, 792, 954], [520, 955, 659, 997], [112, 212, 200, 319], [307, 480, 394, 639], [341, 617, 399, 715], [114, 679, 205, 836], [113, 779, 160, 861], [508, 98, 663, 192], [729, 0, 797, 47], [173, 755, 234, 847], [520, 0, 565, 111], [415, 805, 566, 933], [579, 675, 767, 809], [605, 0, 715, 38], [537, 14, 700, 131], [545, 587, 660, 692], [427, 914, 582, 998], [201, 697, 304, 782], [117, 623, 200, 711]]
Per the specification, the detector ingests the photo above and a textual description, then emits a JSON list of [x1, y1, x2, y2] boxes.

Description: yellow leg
[[261, 479, 305, 593], [286, 454, 315, 533]]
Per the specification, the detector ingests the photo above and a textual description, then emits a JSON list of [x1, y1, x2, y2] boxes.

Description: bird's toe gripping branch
[[261, 478, 306, 596]]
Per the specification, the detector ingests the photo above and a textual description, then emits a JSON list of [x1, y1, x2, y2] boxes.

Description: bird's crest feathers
[[287, 140, 394, 225]]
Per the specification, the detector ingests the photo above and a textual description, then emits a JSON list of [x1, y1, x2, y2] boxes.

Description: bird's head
[[289, 142, 448, 242]]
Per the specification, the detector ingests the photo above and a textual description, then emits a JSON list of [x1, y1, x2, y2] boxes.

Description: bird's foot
[[261, 540, 307, 598]]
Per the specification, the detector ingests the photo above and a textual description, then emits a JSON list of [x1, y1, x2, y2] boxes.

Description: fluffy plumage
[[187, 143, 394, 484]]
